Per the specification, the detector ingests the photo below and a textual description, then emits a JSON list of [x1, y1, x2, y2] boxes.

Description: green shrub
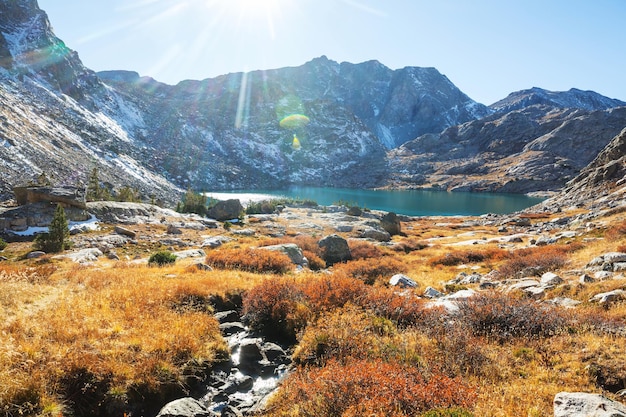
[[0, 237, 7, 251], [33, 204, 70, 253], [148, 251, 177, 266]]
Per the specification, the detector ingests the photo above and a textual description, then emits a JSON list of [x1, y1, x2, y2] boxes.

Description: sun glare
[[203, 0, 287, 39]]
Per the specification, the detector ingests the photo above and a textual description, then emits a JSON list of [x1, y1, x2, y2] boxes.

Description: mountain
[[387, 100, 626, 193], [0, 0, 625, 205], [545, 126, 626, 210], [0, 0, 181, 203], [490, 87, 626, 114]]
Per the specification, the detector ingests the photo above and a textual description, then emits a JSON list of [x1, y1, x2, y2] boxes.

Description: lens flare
[[279, 114, 310, 129]]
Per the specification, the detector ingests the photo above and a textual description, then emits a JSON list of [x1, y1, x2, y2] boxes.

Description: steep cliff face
[[546, 127, 626, 209], [387, 105, 626, 193]]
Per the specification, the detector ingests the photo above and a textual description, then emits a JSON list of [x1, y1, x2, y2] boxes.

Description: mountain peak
[[491, 87, 626, 113]]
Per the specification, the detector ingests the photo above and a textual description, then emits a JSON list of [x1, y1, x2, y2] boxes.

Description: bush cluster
[[429, 248, 507, 267], [148, 250, 177, 266], [497, 244, 582, 278], [334, 257, 407, 285], [456, 292, 569, 342], [205, 247, 292, 274], [265, 358, 476, 417]]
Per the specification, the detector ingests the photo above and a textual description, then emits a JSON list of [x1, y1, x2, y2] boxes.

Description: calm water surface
[[207, 186, 544, 217]]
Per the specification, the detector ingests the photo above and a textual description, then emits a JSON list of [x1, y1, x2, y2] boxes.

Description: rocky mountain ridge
[[0, 0, 624, 205]]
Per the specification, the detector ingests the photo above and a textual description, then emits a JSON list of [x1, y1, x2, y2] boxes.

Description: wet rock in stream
[[156, 310, 291, 417]]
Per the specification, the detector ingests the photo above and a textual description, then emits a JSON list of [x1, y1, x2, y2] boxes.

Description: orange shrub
[[605, 220, 626, 241], [264, 358, 476, 417], [357, 287, 440, 328], [303, 249, 326, 270], [292, 305, 394, 365], [429, 248, 507, 267], [334, 257, 407, 285], [348, 240, 384, 259], [242, 278, 307, 341], [205, 247, 292, 274]]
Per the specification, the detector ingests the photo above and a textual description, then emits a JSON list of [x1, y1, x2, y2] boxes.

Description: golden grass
[[2, 206, 626, 416]]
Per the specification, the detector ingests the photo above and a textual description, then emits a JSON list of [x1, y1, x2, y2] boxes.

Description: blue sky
[[37, 0, 626, 105]]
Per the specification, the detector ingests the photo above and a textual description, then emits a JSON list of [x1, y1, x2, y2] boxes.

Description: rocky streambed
[[156, 308, 292, 417]]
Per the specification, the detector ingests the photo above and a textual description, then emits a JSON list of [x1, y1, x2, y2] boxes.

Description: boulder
[[173, 249, 206, 259], [202, 235, 232, 249], [114, 226, 136, 239], [167, 224, 183, 234], [389, 273, 418, 288], [26, 251, 46, 259], [156, 397, 216, 417], [207, 199, 244, 221], [423, 286, 444, 299], [257, 243, 305, 265], [13, 186, 86, 209], [553, 392, 626, 417], [360, 227, 391, 242], [590, 289, 625, 305], [55, 248, 103, 263], [238, 338, 264, 368], [318, 234, 351, 265], [381, 212, 402, 236], [541, 272, 564, 286]]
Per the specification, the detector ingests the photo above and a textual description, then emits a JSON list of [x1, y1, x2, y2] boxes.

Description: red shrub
[[357, 287, 440, 328], [301, 274, 366, 314], [241, 278, 307, 341], [497, 244, 581, 278], [265, 359, 476, 417], [456, 292, 569, 342], [334, 257, 407, 285]]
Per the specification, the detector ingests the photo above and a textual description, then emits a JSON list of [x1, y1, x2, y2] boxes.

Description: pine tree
[[34, 204, 70, 253], [86, 167, 101, 201]]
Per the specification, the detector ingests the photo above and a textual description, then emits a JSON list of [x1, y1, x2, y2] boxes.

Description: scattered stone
[[423, 286, 444, 299], [173, 249, 206, 259], [194, 263, 213, 271], [201, 235, 232, 249], [219, 322, 246, 336], [55, 248, 103, 263], [389, 273, 418, 288], [594, 271, 613, 280], [334, 224, 354, 233], [360, 227, 391, 242], [547, 297, 582, 308], [257, 243, 305, 265], [318, 234, 351, 265], [541, 272, 564, 286], [590, 289, 625, 305], [167, 224, 183, 234], [156, 397, 215, 417], [231, 228, 255, 236], [214, 310, 240, 324], [553, 392, 626, 417], [114, 225, 136, 239], [524, 286, 546, 299], [580, 273, 595, 284]]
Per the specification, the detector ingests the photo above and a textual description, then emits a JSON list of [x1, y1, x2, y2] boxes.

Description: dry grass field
[[1, 205, 625, 416]]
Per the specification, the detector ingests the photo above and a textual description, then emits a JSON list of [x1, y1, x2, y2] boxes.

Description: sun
[[202, 0, 288, 39]]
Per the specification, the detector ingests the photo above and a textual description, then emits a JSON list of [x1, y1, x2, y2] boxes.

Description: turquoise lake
[[207, 186, 545, 217]]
